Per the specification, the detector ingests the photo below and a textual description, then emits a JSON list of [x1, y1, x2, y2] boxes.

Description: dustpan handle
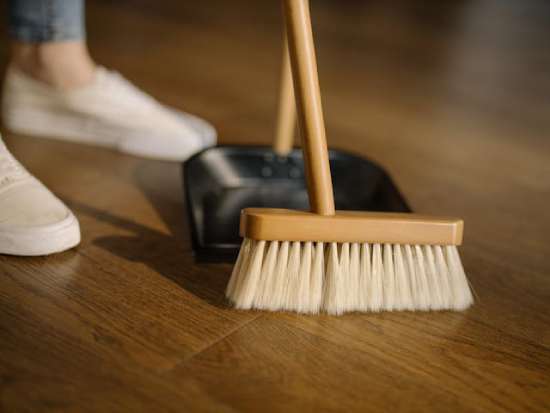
[[273, 34, 295, 156], [283, 0, 335, 216]]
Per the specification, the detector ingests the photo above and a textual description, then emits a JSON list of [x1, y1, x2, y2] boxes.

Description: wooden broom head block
[[240, 208, 464, 246]]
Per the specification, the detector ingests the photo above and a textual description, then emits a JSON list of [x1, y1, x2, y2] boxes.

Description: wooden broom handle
[[273, 35, 296, 156], [283, 0, 335, 216]]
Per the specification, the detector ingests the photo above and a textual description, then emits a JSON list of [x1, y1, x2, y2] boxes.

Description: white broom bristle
[[226, 239, 474, 315]]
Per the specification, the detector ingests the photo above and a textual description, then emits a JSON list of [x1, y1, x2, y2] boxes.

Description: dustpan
[[183, 36, 409, 262]]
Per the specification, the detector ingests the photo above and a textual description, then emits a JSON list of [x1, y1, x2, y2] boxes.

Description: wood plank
[[168, 310, 549, 412]]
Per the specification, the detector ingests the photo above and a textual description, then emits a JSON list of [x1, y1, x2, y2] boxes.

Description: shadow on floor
[[63, 162, 232, 308]]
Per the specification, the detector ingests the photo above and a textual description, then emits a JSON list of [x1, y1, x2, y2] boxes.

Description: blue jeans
[[8, 0, 85, 42]]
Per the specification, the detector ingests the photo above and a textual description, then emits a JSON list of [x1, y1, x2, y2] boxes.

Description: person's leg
[[8, 0, 95, 89], [3, 0, 216, 161], [0, 1, 86, 256]]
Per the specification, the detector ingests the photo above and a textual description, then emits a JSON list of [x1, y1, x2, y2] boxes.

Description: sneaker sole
[[4, 106, 123, 147], [4, 106, 217, 161]]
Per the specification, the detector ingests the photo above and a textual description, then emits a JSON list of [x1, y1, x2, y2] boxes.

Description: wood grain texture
[[0, 0, 549, 411]]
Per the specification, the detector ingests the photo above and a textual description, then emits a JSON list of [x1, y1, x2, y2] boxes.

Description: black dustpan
[[183, 145, 409, 262], [182, 37, 409, 262]]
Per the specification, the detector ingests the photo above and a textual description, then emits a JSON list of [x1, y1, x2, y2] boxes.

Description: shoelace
[[0, 148, 30, 189]]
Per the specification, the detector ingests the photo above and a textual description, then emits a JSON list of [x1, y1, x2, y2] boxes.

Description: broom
[[226, 0, 473, 315]]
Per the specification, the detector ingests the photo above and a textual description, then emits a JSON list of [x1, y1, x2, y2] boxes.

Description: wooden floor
[[1, 1, 549, 411]]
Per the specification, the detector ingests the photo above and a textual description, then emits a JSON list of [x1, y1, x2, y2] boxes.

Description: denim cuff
[[8, 0, 85, 42]]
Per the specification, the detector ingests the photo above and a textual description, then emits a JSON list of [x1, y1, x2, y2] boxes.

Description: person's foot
[[0, 138, 80, 256], [1, 66, 216, 161]]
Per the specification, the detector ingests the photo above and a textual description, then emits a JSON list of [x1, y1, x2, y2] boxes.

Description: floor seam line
[[165, 313, 264, 372]]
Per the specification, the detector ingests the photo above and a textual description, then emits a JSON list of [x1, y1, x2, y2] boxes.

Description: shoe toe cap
[[0, 181, 72, 228], [0, 180, 81, 256], [172, 110, 217, 148], [119, 110, 217, 161]]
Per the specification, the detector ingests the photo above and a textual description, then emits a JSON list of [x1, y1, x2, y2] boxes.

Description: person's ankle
[[10, 41, 96, 90]]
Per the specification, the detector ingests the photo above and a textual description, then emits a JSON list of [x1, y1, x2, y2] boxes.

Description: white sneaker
[[2, 66, 217, 161], [0, 138, 80, 256]]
